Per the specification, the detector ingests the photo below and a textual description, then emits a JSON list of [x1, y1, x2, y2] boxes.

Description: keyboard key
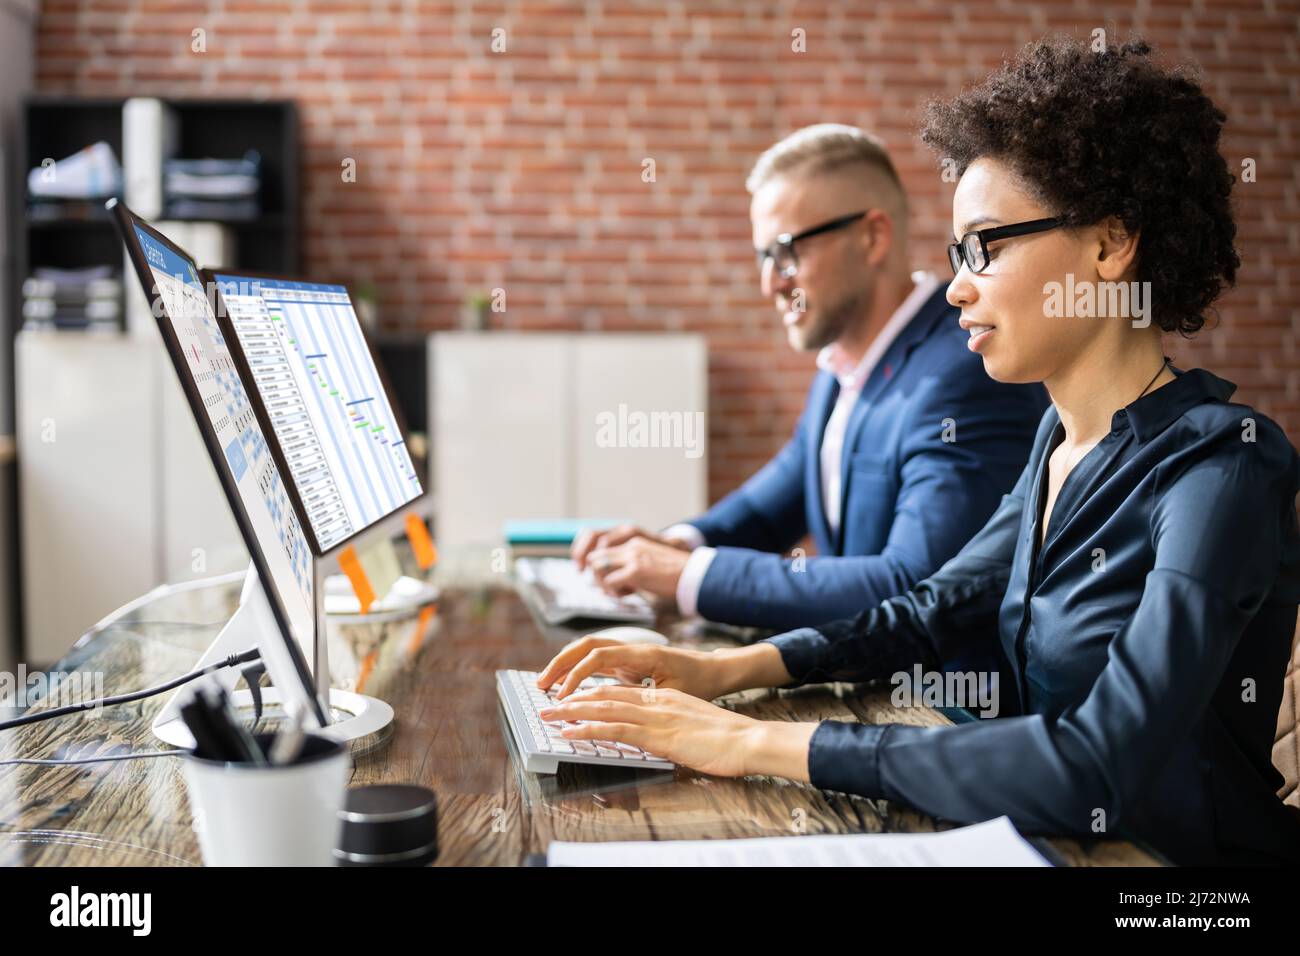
[[499, 668, 673, 772]]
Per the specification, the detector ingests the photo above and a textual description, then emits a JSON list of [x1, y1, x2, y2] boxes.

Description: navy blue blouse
[[767, 367, 1300, 865]]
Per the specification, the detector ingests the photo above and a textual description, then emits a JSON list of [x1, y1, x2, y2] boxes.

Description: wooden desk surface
[[0, 576, 1162, 866]]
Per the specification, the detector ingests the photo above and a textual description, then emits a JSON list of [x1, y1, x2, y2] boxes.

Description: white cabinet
[[16, 332, 242, 665], [17, 334, 158, 664], [157, 351, 246, 581], [573, 335, 709, 522], [429, 332, 707, 552]]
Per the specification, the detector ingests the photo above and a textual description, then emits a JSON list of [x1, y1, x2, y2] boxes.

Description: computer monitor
[[204, 271, 422, 555], [108, 199, 329, 735]]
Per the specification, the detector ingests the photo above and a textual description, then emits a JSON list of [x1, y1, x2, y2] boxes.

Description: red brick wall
[[34, 1, 1299, 503]]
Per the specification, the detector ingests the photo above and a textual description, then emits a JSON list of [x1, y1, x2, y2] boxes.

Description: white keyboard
[[514, 557, 655, 626], [496, 669, 674, 774]]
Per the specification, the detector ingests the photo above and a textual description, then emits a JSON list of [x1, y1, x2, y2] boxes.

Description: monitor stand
[[152, 564, 394, 750]]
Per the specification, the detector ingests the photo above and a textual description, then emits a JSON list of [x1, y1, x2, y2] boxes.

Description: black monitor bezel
[[107, 199, 327, 726], [200, 266, 422, 558]]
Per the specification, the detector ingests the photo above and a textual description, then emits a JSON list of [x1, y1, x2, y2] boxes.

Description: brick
[[34, 0, 1298, 504]]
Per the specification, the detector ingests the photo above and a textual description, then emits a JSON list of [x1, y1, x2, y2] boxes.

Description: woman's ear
[[1096, 216, 1140, 282]]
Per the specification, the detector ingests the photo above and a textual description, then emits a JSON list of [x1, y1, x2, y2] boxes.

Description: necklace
[[1136, 356, 1171, 400], [1059, 357, 1170, 473]]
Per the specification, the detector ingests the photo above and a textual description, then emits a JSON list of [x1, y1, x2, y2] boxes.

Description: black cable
[[0, 648, 263, 732]]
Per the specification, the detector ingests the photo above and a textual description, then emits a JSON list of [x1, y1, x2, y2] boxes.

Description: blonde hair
[[746, 123, 906, 213]]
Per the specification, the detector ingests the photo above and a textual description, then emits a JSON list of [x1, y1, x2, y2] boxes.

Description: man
[[574, 124, 1047, 631]]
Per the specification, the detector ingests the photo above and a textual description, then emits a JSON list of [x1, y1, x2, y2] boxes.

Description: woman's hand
[[538, 684, 817, 781], [535, 636, 792, 702], [535, 636, 726, 701]]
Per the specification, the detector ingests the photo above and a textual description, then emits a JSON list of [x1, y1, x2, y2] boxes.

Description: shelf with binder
[[13, 95, 301, 338]]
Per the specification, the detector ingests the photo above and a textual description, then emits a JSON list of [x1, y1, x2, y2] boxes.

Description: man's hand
[[571, 524, 692, 571], [588, 536, 691, 601]]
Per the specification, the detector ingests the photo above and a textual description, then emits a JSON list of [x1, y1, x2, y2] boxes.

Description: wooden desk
[[0, 576, 1162, 866]]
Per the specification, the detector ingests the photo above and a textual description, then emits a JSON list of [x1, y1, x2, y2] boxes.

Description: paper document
[[547, 816, 1051, 867]]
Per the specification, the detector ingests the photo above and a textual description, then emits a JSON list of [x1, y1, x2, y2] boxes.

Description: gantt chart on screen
[[214, 275, 422, 552]]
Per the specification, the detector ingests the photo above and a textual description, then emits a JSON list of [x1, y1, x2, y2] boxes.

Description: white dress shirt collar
[[815, 271, 943, 391]]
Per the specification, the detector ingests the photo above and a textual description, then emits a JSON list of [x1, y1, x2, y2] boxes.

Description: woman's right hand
[[535, 636, 790, 702]]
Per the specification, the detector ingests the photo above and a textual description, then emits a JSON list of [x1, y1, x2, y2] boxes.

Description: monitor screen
[[210, 274, 422, 553], [129, 226, 316, 649]]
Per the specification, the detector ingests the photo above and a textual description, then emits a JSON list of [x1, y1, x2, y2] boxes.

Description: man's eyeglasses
[[755, 210, 869, 279], [948, 217, 1063, 275]]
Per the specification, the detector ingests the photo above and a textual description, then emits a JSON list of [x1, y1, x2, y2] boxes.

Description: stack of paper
[[547, 816, 1051, 867]]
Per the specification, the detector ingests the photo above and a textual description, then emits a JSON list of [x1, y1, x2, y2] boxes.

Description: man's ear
[[863, 209, 895, 267], [1096, 216, 1139, 282]]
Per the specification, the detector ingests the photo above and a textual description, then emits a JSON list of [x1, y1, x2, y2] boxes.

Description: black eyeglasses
[[948, 217, 1063, 275], [755, 210, 869, 279]]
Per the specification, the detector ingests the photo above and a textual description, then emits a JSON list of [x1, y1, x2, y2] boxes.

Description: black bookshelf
[[167, 99, 300, 273], [18, 98, 123, 333], [13, 96, 300, 336]]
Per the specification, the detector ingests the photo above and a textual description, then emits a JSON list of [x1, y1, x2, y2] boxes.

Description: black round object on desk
[[335, 784, 438, 867]]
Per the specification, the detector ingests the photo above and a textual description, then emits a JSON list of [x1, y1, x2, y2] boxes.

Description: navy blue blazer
[[685, 284, 1048, 630], [769, 368, 1300, 865]]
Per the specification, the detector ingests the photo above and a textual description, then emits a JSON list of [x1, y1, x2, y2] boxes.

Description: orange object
[[338, 545, 376, 614], [356, 648, 379, 695], [407, 604, 436, 656], [405, 513, 438, 570]]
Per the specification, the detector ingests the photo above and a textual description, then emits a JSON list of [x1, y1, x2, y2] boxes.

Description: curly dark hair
[[921, 36, 1238, 336]]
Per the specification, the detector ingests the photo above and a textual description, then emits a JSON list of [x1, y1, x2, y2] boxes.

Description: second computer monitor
[[209, 273, 422, 554]]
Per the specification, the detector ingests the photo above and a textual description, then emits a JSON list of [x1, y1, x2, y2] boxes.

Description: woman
[[536, 37, 1300, 865]]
